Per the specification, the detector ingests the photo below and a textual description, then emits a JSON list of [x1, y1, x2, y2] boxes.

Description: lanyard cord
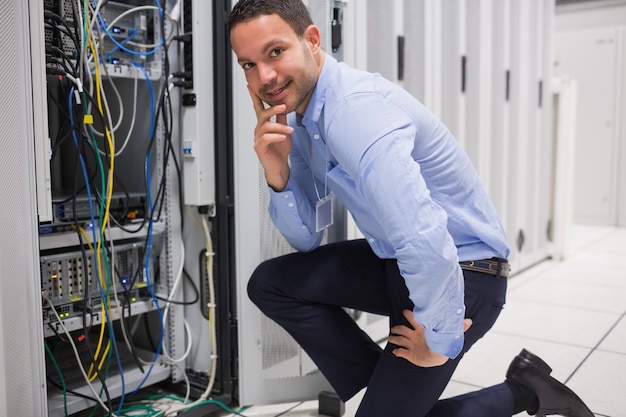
[[312, 143, 329, 201]]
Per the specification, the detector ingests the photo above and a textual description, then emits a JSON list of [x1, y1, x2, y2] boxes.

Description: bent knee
[[247, 260, 278, 307]]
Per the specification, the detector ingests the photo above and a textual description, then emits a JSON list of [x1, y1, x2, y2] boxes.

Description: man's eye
[[242, 63, 255, 70], [270, 48, 283, 57]]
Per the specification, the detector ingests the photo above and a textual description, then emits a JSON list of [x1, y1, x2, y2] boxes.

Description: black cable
[[47, 376, 101, 404], [153, 268, 200, 306], [43, 11, 81, 62], [46, 322, 72, 344], [111, 263, 146, 374], [66, 87, 114, 413], [143, 313, 159, 354]]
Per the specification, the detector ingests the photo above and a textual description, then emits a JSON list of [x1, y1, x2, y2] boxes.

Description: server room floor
[[223, 224, 626, 417]]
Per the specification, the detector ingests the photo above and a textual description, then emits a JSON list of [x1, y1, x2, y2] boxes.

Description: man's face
[[230, 14, 320, 115]]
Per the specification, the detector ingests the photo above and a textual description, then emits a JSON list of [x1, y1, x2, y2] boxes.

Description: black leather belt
[[460, 258, 510, 277]]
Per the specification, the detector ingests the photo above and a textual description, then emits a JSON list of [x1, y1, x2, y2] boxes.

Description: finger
[[387, 334, 411, 348], [256, 121, 293, 140], [463, 318, 473, 333], [392, 347, 410, 361], [389, 324, 414, 338], [276, 112, 288, 126], [402, 309, 420, 330], [254, 132, 291, 146], [402, 310, 427, 337], [247, 85, 266, 117]]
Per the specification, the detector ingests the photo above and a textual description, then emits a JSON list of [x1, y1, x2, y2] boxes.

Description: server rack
[[5, 0, 238, 415], [2, 0, 560, 415]]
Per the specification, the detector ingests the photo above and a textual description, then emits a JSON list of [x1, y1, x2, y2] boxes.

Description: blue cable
[[68, 87, 126, 413], [104, 29, 138, 62], [127, 61, 166, 397], [95, 0, 164, 58]]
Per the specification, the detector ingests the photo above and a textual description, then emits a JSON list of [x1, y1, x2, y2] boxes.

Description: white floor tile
[[507, 278, 626, 314], [440, 380, 482, 400], [598, 315, 626, 355], [582, 230, 626, 255], [568, 225, 616, 254], [566, 350, 626, 417], [450, 332, 591, 387], [343, 388, 365, 417], [508, 260, 557, 290], [491, 299, 619, 348], [568, 250, 626, 269], [541, 260, 626, 288], [233, 402, 305, 416]]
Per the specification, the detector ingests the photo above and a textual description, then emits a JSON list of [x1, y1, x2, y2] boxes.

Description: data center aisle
[[225, 225, 626, 417]]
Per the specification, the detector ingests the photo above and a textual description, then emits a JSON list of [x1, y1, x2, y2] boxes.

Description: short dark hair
[[228, 0, 314, 37]]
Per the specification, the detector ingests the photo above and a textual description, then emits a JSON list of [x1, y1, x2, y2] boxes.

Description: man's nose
[[257, 63, 277, 84]]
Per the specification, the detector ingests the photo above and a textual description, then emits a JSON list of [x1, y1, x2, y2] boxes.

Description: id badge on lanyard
[[315, 192, 334, 232]]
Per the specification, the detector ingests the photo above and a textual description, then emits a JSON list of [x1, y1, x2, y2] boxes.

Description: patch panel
[[40, 237, 158, 324], [43, 0, 162, 79]]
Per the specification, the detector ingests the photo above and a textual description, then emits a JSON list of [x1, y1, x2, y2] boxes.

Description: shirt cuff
[[423, 325, 464, 359]]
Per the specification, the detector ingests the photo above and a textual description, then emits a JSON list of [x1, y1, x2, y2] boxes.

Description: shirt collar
[[301, 53, 336, 126]]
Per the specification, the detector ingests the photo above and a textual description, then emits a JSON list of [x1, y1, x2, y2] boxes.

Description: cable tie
[[206, 303, 217, 308], [66, 74, 83, 92], [210, 354, 218, 360], [205, 251, 215, 257], [170, 2, 181, 22], [73, 89, 81, 105]]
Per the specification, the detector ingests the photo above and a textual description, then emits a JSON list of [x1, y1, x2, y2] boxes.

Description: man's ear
[[303, 25, 322, 52]]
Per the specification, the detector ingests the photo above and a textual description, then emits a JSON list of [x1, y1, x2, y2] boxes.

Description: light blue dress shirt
[[267, 54, 510, 359]]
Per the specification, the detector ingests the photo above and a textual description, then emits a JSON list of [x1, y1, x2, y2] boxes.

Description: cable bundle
[[41, 1, 220, 415]]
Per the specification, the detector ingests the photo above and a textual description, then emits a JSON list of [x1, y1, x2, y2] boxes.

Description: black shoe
[[506, 349, 594, 417]]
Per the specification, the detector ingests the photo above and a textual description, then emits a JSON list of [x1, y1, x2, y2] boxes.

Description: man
[[228, 1, 594, 415]]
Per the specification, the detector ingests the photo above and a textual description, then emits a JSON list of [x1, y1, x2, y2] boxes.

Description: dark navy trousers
[[248, 239, 514, 416]]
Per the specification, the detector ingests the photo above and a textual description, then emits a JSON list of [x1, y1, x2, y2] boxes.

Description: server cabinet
[[21, 0, 199, 414], [0, 0, 48, 415], [233, 0, 346, 406], [400, 0, 555, 273], [366, 0, 404, 85], [506, 0, 554, 270], [439, 0, 467, 146], [489, 0, 512, 232]]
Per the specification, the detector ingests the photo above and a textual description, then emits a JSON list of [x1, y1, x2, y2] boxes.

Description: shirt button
[[455, 334, 461, 339], [283, 194, 289, 199], [301, 225, 307, 230], [456, 308, 463, 314], [368, 238, 375, 243], [313, 134, 320, 139], [288, 202, 294, 207]]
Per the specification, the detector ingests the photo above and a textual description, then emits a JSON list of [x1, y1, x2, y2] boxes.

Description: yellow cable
[[84, 34, 117, 381], [79, 226, 94, 253], [80, 226, 111, 381]]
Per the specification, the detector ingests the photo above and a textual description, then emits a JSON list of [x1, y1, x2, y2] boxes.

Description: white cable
[[158, 240, 194, 363], [91, 62, 137, 157], [89, 60, 125, 137], [106, 6, 162, 49], [163, 215, 217, 416], [43, 295, 119, 416], [135, 240, 193, 366]]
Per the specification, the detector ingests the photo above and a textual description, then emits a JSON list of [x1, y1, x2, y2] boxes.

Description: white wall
[[555, 1, 626, 30], [554, 2, 626, 226]]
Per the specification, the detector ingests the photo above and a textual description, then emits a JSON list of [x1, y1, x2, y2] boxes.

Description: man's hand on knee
[[388, 309, 473, 367]]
